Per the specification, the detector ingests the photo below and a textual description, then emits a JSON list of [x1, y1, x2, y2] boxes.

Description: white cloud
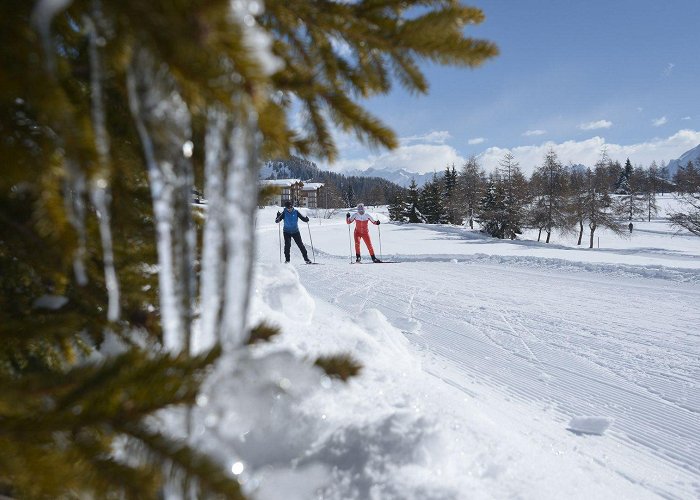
[[682, 116, 692, 121], [324, 142, 465, 175], [477, 129, 700, 176], [400, 130, 451, 145], [579, 120, 612, 131], [637, 107, 644, 113], [468, 137, 486, 145], [652, 116, 668, 127], [523, 129, 547, 137], [663, 63, 675, 77]]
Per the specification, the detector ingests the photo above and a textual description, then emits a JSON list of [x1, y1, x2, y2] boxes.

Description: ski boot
[[371, 255, 381, 263], [355, 255, 361, 263]]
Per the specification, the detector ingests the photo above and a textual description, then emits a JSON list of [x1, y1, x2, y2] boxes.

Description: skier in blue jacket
[[275, 200, 312, 264]]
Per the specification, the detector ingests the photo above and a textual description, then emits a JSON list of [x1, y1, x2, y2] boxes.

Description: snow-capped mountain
[[344, 167, 435, 187], [666, 143, 700, 175]]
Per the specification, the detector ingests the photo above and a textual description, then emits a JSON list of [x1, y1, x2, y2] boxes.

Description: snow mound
[[255, 263, 315, 324], [567, 416, 613, 435], [299, 411, 449, 499]]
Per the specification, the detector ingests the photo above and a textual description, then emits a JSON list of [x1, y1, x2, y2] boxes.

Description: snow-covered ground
[[242, 196, 699, 499]]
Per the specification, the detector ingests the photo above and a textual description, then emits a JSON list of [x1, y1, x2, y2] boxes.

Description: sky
[[317, 0, 700, 176]]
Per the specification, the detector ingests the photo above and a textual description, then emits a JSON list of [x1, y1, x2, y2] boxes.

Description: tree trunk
[[589, 227, 596, 248], [537, 228, 542, 241], [546, 230, 551, 243], [577, 220, 583, 245]]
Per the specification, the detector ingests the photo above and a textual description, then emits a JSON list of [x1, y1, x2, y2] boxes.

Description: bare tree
[[532, 149, 568, 243], [669, 194, 700, 236], [584, 152, 626, 248]]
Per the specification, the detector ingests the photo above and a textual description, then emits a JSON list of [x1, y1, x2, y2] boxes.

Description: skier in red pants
[[346, 203, 381, 263]]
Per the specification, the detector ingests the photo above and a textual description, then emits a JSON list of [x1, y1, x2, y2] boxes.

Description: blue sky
[[319, 0, 700, 175]]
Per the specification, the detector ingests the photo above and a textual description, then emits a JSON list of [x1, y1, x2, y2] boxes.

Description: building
[[259, 179, 324, 208], [301, 182, 324, 209]]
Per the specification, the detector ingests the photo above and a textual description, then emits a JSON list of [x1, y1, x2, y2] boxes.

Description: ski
[[350, 261, 399, 264]]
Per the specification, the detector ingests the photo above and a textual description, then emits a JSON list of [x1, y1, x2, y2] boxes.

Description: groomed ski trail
[[292, 258, 698, 497], [256, 216, 699, 498]]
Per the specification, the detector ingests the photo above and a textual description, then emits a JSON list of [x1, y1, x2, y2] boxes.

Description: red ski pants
[[354, 231, 375, 256]]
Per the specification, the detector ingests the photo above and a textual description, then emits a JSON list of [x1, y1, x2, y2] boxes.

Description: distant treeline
[[264, 156, 405, 208], [387, 150, 700, 247]]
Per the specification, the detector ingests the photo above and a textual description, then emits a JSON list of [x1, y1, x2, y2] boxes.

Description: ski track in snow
[[257, 214, 700, 498], [300, 259, 699, 497]]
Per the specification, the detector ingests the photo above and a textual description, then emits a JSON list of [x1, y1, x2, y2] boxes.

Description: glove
[[276, 211, 281, 217], [346, 213, 350, 218], [376, 220, 380, 225]]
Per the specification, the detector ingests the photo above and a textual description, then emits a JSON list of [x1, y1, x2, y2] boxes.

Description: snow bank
[[178, 262, 664, 499]]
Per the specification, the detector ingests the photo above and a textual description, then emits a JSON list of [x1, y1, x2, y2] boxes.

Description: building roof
[[301, 183, 324, 191], [259, 179, 302, 187]]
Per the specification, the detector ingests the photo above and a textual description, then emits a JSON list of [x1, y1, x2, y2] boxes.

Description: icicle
[[87, 4, 120, 321], [197, 109, 228, 354], [31, 0, 74, 73], [63, 159, 89, 286], [127, 49, 195, 352], [221, 98, 261, 349], [90, 181, 120, 321]]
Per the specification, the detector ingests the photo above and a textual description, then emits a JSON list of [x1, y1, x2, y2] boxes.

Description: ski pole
[[306, 221, 316, 263], [348, 222, 353, 263], [278, 221, 282, 263], [378, 223, 383, 262]]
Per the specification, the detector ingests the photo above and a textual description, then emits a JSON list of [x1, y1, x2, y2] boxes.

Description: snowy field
[[245, 196, 699, 499]]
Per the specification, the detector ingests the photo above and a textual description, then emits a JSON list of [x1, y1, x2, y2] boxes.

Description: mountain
[[667, 143, 700, 176], [261, 157, 435, 188], [344, 167, 435, 187], [260, 157, 320, 180], [260, 157, 405, 206]]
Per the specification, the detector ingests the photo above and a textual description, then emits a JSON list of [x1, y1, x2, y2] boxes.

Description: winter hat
[[357, 203, 365, 213], [284, 200, 293, 209]]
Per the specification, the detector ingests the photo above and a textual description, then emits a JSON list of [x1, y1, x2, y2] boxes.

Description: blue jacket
[[276, 208, 309, 233]]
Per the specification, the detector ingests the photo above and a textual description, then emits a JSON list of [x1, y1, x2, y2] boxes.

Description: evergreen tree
[[458, 156, 484, 229], [614, 158, 634, 194], [476, 179, 507, 238], [388, 191, 407, 222], [317, 177, 345, 209], [1, 0, 497, 497], [443, 164, 460, 224], [404, 178, 425, 223], [367, 184, 386, 206], [346, 184, 357, 208], [420, 173, 448, 223]]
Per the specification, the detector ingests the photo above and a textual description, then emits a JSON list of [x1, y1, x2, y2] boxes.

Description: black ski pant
[[283, 231, 309, 262]]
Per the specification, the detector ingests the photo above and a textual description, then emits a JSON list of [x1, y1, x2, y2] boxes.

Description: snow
[[568, 416, 614, 436], [193, 196, 698, 499]]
